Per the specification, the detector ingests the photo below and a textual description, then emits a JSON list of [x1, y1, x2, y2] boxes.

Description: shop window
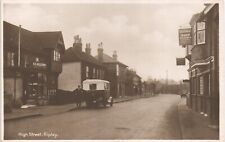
[[36, 57, 39, 62], [49, 75, 56, 86], [7, 52, 15, 67], [191, 77, 197, 94], [203, 74, 210, 95], [53, 50, 60, 61], [199, 76, 204, 95]]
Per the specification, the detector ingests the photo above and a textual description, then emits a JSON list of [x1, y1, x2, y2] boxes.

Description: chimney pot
[[73, 35, 82, 52], [97, 42, 103, 62], [85, 43, 91, 55], [112, 50, 117, 61]]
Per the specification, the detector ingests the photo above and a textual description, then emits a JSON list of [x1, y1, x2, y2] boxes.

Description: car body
[[83, 79, 113, 107]]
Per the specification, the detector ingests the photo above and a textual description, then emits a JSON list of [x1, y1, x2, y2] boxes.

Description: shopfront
[[22, 55, 49, 105], [4, 21, 65, 107]]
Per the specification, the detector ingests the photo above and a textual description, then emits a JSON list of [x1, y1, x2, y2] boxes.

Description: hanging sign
[[176, 58, 186, 66], [33, 62, 47, 69], [179, 28, 192, 46]]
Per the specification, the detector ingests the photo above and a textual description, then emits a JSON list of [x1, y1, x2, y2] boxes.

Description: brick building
[[3, 21, 65, 106], [187, 4, 219, 126], [95, 47, 127, 98], [125, 69, 142, 96], [58, 35, 105, 91]]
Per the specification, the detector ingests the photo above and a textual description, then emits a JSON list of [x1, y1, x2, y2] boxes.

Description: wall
[[58, 62, 81, 91], [4, 77, 23, 102]]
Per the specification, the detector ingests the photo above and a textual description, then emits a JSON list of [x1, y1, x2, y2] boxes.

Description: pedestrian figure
[[73, 85, 85, 108]]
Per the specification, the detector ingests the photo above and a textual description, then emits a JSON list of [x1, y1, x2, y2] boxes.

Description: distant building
[[3, 21, 65, 106], [58, 35, 105, 91], [187, 4, 219, 126], [95, 47, 127, 98], [125, 69, 142, 96]]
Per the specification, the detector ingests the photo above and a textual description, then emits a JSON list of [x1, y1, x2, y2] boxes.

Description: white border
[[1, 0, 224, 142]]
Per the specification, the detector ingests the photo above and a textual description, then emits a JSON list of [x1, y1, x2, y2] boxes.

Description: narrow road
[[5, 94, 182, 140]]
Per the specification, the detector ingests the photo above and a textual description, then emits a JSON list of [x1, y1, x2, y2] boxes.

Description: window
[[93, 68, 96, 78], [102, 70, 105, 79], [96, 69, 99, 78], [7, 52, 15, 67], [53, 50, 60, 61], [191, 77, 197, 94], [193, 24, 196, 45], [86, 66, 89, 78], [193, 22, 205, 45], [116, 64, 119, 76], [24, 55, 28, 68], [203, 74, 210, 95], [90, 84, 96, 90], [99, 70, 101, 79], [199, 76, 204, 95]]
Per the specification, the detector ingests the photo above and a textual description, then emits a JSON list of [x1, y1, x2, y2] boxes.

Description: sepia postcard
[[1, 0, 224, 141]]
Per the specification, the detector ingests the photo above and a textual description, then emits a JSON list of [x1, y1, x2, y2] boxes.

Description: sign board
[[178, 28, 192, 46], [33, 62, 47, 69], [176, 58, 186, 66], [183, 79, 190, 83]]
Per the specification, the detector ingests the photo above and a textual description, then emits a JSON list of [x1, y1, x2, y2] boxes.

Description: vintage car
[[83, 79, 113, 107]]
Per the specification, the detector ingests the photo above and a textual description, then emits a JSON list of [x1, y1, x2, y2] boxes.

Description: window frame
[[86, 66, 89, 78], [53, 50, 60, 61], [194, 21, 206, 45], [7, 51, 15, 67]]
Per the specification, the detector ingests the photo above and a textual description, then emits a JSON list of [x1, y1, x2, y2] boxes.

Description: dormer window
[[53, 50, 60, 61]]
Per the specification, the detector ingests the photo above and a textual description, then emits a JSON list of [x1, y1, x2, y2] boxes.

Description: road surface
[[5, 94, 182, 140]]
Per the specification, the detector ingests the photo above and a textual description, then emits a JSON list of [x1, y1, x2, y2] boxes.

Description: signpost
[[178, 28, 192, 46]]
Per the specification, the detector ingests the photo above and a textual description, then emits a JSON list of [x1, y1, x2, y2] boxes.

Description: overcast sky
[[3, 1, 205, 81]]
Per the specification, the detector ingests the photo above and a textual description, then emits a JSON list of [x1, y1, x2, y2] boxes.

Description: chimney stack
[[112, 50, 117, 61], [73, 35, 82, 52], [85, 43, 91, 55], [97, 42, 103, 62]]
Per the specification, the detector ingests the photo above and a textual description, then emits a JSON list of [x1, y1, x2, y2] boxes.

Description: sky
[[3, 1, 206, 81]]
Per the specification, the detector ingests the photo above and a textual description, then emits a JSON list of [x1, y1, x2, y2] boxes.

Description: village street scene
[[2, 1, 221, 141]]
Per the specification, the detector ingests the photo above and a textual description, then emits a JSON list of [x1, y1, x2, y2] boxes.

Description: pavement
[[177, 97, 219, 139], [4, 94, 153, 121]]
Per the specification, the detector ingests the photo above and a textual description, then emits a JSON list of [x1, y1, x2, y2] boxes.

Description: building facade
[[58, 35, 105, 91], [4, 21, 65, 106], [96, 48, 127, 98], [187, 4, 219, 126], [125, 69, 142, 96]]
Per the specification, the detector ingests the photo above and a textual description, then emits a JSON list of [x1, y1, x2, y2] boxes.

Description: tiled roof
[[95, 53, 128, 67], [62, 47, 102, 66], [3, 21, 65, 54], [189, 13, 201, 25]]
